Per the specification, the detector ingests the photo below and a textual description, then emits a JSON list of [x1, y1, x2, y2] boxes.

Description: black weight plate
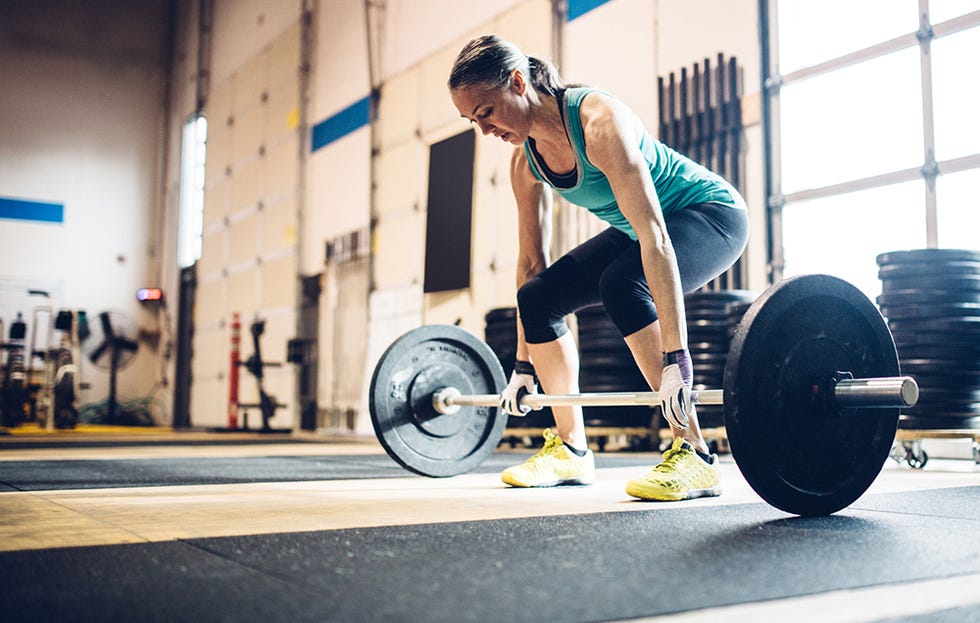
[[895, 343, 980, 361], [579, 376, 648, 391], [582, 407, 656, 428], [578, 322, 623, 342], [693, 363, 727, 378], [581, 354, 643, 370], [900, 414, 980, 429], [880, 302, 980, 319], [899, 370, 980, 387], [727, 310, 753, 327], [686, 309, 732, 322], [688, 329, 730, 343], [881, 275, 980, 292], [485, 307, 517, 323], [688, 318, 727, 330], [578, 382, 651, 394], [894, 344, 980, 360], [899, 358, 980, 374], [891, 330, 980, 347], [691, 352, 728, 365], [915, 387, 980, 403], [898, 356, 980, 374], [693, 376, 726, 388], [878, 261, 980, 279], [685, 290, 758, 304], [888, 317, 980, 334], [902, 402, 980, 416], [486, 319, 517, 333], [902, 380, 980, 392], [575, 307, 614, 320], [689, 340, 729, 354], [877, 290, 980, 306], [724, 274, 900, 516], [577, 336, 630, 354], [694, 405, 726, 428], [484, 331, 516, 349], [369, 325, 507, 477], [877, 248, 980, 265], [578, 368, 647, 382]]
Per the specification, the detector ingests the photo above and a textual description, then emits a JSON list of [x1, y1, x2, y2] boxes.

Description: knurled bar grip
[[433, 376, 918, 413]]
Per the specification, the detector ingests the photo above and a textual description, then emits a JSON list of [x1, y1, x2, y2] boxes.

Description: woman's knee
[[598, 271, 658, 337], [517, 277, 567, 343]]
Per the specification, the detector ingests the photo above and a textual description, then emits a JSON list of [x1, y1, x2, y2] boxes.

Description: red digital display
[[137, 288, 164, 302]]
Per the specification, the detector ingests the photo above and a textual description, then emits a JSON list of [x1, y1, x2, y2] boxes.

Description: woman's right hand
[[499, 361, 540, 416]]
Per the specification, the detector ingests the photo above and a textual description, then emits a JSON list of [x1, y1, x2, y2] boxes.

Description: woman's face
[[451, 71, 530, 145]]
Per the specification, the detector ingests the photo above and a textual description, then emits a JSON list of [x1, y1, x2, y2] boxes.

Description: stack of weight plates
[[876, 248, 980, 430], [484, 307, 517, 378], [726, 300, 755, 343], [483, 307, 551, 429], [685, 290, 758, 428], [575, 305, 653, 427]]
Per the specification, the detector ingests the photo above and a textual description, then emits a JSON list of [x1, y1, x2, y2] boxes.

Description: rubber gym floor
[[0, 426, 978, 623]]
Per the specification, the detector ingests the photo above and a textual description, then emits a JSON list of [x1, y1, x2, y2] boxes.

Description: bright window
[[779, 47, 923, 194], [931, 25, 980, 162], [178, 115, 208, 268], [768, 0, 980, 292], [782, 181, 927, 300], [777, 0, 917, 74], [936, 168, 980, 250], [930, 0, 980, 24]]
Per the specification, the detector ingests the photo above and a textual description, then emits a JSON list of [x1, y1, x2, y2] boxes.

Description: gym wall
[[189, 1, 305, 429], [0, 0, 171, 416], [307, 0, 372, 431]]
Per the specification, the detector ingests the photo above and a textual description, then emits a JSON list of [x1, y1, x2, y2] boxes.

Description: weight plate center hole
[[777, 336, 851, 455], [408, 364, 468, 438]]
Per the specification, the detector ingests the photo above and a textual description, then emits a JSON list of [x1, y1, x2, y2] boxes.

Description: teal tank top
[[523, 87, 742, 240]]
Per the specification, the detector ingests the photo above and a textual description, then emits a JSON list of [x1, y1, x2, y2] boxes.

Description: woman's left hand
[[660, 362, 693, 429]]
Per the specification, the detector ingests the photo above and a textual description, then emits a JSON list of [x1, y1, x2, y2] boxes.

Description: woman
[[448, 35, 748, 501]]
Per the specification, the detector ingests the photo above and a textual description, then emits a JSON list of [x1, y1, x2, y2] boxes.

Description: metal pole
[[434, 376, 918, 414]]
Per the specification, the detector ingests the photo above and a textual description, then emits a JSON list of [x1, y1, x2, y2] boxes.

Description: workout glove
[[660, 349, 694, 429], [500, 360, 540, 416]]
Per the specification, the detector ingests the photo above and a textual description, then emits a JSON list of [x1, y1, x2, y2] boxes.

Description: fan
[[81, 311, 138, 423]]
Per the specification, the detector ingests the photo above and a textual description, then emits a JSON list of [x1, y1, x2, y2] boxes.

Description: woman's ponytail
[[527, 56, 565, 97]]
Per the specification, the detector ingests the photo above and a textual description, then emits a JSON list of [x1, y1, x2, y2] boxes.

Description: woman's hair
[[448, 35, 566, 97]]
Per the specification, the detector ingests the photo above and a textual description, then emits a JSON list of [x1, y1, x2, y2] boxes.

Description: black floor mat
[[1, 488, 978, 623], [0, 451, 656, 491]]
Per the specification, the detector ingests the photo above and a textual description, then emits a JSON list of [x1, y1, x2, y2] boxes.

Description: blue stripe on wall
[[311, 96, 371, 153], [567, 0, 611, 21], [0, 197, 64, 223]]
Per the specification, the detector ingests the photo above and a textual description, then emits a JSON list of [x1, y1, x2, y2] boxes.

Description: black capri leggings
[[518, 202, 749, 343]]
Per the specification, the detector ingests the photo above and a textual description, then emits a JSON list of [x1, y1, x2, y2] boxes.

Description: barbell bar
[[432, 376, 918, 414], [370, 274, 915, 516]]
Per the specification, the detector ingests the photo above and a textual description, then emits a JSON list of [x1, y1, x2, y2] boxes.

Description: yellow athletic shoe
[[501, 429, 596, 487], [625, 438, 721, 501]]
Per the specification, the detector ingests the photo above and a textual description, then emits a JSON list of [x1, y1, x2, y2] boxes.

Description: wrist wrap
[[514, 360, 536, 377], [663, 349, 693, 386]]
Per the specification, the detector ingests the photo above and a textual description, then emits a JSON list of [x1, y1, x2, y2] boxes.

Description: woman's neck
[[527, 89, 568, 151]]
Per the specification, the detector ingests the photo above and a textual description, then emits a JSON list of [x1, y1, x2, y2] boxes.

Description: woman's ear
[[510, 68, 527, 96]]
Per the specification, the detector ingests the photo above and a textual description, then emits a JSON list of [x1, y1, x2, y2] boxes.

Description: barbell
[[370, 274, 918, 516]]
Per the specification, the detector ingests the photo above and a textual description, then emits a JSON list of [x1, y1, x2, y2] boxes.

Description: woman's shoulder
[[565, 85, 607, 108], [577, 90, 641, 139]]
